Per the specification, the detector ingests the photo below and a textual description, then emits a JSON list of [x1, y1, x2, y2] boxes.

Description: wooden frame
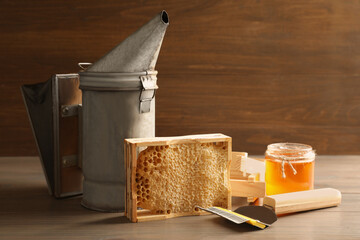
[[124, 134, 232, 223]]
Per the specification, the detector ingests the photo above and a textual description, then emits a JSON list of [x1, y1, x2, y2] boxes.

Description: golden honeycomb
[[135, 142, 229, 215]]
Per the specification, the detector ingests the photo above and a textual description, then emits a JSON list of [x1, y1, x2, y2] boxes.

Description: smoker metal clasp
[[61, 104, 82, 117], [139, 75, 158, 113], [62, 155, 79, 168]]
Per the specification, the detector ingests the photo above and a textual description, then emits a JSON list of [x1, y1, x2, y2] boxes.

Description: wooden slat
[[230, 152, 247, 179], [230, 179, 266, 198], [124, 142, 130, 219], [126, 133, 231, 147], [137, 211, 211, 222], [137, 214, 167, 222], [226, 140, 232, 209], [242, 157, 265, 182], [130, 144, 137, 222]]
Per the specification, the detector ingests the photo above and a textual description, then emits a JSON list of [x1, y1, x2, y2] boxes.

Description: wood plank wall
[[1, 0, 360, 156]]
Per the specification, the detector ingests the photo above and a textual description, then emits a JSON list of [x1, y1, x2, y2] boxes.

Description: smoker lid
[[79, 70, 158, 91]]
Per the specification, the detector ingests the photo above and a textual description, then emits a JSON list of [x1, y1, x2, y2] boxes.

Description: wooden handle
[[230, 179, 265, 198], [263, 188, 342, 215]]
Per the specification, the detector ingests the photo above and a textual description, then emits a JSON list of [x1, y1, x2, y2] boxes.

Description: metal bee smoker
[[21, 10, 169, 212]]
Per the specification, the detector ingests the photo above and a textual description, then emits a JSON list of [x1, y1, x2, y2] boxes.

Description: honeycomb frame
[[124, 134, 232, 223]]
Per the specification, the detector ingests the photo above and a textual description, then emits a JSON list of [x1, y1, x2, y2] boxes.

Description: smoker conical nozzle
[[86, 10, 169, 73]]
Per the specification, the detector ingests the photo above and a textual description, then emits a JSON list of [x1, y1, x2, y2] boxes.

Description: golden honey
[[265, 143, 315, 195]]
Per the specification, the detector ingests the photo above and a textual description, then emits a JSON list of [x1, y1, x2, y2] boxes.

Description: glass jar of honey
[[265, 143, 315, 195]]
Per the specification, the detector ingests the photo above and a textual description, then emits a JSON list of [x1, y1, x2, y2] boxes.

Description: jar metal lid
[[266, 143, 315, 161]]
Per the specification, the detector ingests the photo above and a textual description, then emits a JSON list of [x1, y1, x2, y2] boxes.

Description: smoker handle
[[78, 62, 93, 71]]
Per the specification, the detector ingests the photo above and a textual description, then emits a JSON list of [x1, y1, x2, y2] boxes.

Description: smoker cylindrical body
[[79, 71, 157, 212]]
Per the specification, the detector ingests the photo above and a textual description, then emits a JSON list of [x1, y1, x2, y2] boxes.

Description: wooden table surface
[[0, 156, 359, 240]]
